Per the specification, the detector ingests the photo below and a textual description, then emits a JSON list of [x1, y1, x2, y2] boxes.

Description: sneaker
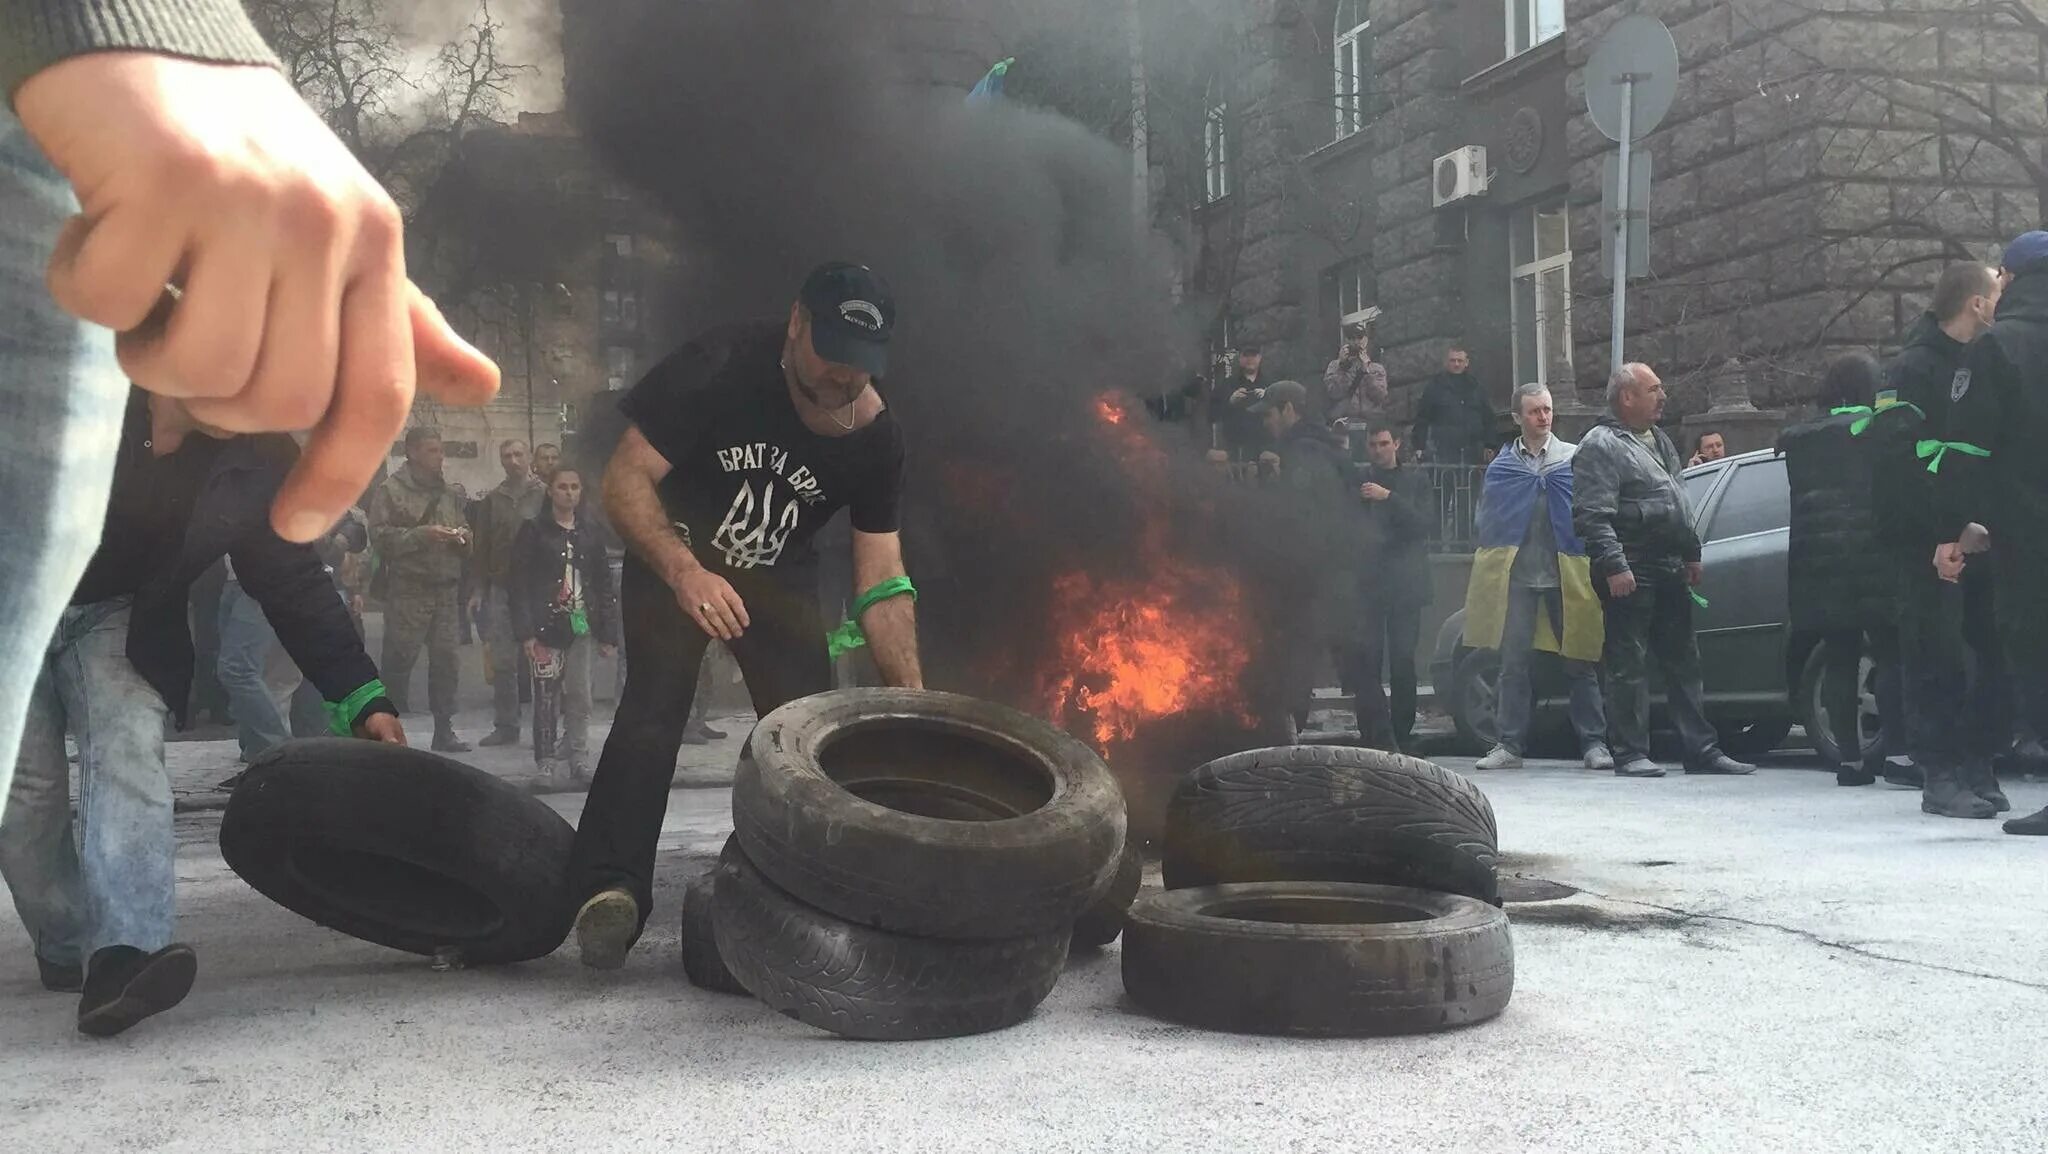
[[478, 727, 522, 748], [1921, 763, 1996, 820], [1583, 743, 1615, 772], [1686, 754, 1756, 776], [1615, 758, 1667, 778], [431, 730, 473, 754], [38, 955, 82, 993], [2003, 805, 2048, 835], [574, 889, 640, 970], [567, 756, 590, 782], [1473, 746, 1523, 771], [77, 944, 197, 1037], [695, 723, 728, 741]]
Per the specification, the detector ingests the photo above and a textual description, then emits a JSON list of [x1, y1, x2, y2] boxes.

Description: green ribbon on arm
[[1837, 402, 1927, 437], [1916, 439, 1991, 474], [326, 679, 390, 737], [825, 577, 919, 660]]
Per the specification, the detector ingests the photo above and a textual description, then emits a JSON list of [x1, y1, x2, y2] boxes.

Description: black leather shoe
[[77, 944, 197, 1037], [2004, 805, 2048, 835], [1836, 768, 1876, 787], [431, 730, 473, 754], [38, 955, 82, 993], [694, 723, 728, 741]]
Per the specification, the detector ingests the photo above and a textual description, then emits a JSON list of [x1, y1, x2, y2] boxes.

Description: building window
[[603, 290, 639, 330], [606, 345, 636, 391], [1508, 0, 1565, 57], [1510, 201, 1572, 389], [1334, 0, 1371, 140], [605, 233, 633, 257], [1204, 94, 1230, 203], [602, 290, 619, 326]]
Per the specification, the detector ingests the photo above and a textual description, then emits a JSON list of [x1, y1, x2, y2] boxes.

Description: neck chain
[[785, 356, 856, 431]]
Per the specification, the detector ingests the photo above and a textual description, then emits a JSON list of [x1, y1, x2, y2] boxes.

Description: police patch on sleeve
[[1950, 368, 1972, 402]]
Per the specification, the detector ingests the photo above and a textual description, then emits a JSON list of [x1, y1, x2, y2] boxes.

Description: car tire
[[1800, 641, 1882, 765], [731, 689, 1125, 940], [1160, 746, 1500, 904], [1070, 841, 1142, 950], [1716, 718, 1794, 761], [1122, 882, 1514, 1036], [710, 841, 1068, 1041], [219, 739, 573, 965], [680, 871, 749, 996]]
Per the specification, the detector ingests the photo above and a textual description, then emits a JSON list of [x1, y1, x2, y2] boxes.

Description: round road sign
[[1585, 14, 1679, 143]]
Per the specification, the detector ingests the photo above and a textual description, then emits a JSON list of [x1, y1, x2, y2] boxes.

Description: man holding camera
[[1324, 322, 1388, 428]]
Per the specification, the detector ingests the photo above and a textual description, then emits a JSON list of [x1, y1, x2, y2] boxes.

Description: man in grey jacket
[[1572, 363, 1752, 779]]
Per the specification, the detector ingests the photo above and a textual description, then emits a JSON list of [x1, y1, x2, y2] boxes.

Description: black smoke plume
[[567, 0, 1344, 827]]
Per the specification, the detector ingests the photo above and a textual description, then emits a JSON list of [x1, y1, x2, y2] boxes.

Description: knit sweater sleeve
[[3, 0, 278, 100]]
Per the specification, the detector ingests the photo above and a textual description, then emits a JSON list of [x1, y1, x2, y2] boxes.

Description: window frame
[[1506, 0, 1565, 58], [1204, 92, 1230, 204], [1509, 201, 1572, 390], [1703, 457, 1792, 544], [1334, 0, 1371, 141]]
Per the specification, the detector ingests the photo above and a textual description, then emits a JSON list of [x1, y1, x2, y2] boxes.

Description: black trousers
[[1818, 626, 1900, 765], [1350, 601, 1420, 742], [567, 555, 830, 929], [1600, 567, 1721, 766], [1898, 564, 2005, 765]]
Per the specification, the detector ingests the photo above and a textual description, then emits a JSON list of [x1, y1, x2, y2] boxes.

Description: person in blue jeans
[[0, 389, 404, 1036], [0, 5, 499, 825]]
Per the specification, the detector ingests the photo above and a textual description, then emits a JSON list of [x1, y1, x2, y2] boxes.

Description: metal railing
[[1412, 462, 1482, 554]]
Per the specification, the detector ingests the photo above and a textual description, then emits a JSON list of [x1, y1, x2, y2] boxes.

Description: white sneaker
[[1474, 746, 1524, 771], [1583, 743, 1615, 771]]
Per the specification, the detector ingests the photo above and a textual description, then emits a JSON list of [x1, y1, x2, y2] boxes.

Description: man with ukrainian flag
[[1463, 383, 1610, 772]]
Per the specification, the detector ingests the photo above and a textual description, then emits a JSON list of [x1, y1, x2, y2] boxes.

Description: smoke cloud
[[568, 0, 1344, 822]]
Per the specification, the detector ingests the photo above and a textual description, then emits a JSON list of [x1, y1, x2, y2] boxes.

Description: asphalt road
[[5, 754, 2046, 1152]]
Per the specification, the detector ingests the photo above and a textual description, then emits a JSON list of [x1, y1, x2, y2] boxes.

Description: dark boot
[[478, 726, 521, 748], [1878, 757, 1923, 789], [77, 944, 197, 1037], [1921, 761, 1996, 820], [1837, 762, 1876, 787], [1961, 759, 2011, 813], [431, 723, 472, 754], [38, 955, 82, 993], [2003, 805, 2048, 835]]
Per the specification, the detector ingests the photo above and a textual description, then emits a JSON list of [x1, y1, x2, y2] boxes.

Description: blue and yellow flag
[[1462, 446, 1603, 661]]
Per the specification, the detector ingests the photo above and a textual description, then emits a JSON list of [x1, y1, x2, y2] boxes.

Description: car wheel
[[1800, 640, 1883, 765], [1716, 719, 1793, 761], [1122, 882, 1514, 1036], [1449, 649, 1500, 754]]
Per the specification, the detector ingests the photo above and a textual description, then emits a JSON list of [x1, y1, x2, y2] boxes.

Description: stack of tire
[[684, 689, 1130, 1040], [1123, 746, 1513, 1036]]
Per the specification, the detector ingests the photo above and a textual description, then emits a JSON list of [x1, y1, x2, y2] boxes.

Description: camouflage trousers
[[381, 576, 460, 721]]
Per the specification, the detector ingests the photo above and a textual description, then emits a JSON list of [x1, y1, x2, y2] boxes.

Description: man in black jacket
[[1935, 234, 2048, 835], [0, 390, 401, 1037], [1209, 345, 1275, 463], [1872, 264, 2006, 817], [1781, 353, 1911, 789], [1410, 346, 1493, 465], [1356, 422, 1432, 743]]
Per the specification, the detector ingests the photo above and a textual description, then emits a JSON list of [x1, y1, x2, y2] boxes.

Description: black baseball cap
[[1247, 380, 1309, 413], [800, 262, 895, 376]]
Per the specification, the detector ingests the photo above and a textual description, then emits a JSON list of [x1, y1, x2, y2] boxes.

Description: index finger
[[271, 267, 412, 543]]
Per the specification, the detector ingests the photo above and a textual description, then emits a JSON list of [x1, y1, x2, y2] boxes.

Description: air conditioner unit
[[1432, 146, 1489, 207]]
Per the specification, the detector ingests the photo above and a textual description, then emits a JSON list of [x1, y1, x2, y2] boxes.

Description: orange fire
[[1039, 392, 1255, 747]]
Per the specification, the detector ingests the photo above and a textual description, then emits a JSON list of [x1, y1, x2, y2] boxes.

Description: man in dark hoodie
[[1872, 264, 2006, 819], [1410, 346, 1494, 465], [1936, 235, 2048, 835], [0, 390, 401, 1037]]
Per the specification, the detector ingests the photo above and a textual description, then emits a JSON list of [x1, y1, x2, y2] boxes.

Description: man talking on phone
[[568, 262, 923, 969]]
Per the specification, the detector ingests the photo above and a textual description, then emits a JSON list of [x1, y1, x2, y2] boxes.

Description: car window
[[1706, 458, 1789, 542], [1683, 469, 1718, 516]]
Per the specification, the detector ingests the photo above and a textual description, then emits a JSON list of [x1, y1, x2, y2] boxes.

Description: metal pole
[[524, 283, 537, 453], [1610, 74, 1635, 375], [1127, 0, 1150, 223]]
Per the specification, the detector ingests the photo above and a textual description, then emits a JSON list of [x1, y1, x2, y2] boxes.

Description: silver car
[[1429, 448, 1879, 761]]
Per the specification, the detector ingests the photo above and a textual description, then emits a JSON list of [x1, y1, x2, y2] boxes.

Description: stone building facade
[[1183, 0, 2046, 445]]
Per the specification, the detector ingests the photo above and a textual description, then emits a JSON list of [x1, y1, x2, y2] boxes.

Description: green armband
[[326, 679, 390, 737], [825, 577, 918, 660], [1690, 589, 1709, 609], [1915, 439, 1990, 474]]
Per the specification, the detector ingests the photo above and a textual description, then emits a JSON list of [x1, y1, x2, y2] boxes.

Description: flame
[[1038, 391, 1255, 747]]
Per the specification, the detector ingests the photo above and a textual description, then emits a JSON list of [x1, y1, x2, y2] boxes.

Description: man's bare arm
[[852, 529, 923, 689], [604, 426, 694, 584]]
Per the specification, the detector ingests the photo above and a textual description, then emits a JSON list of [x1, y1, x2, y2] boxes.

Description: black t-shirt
[[74, 391, 225, 606], [619, 320, 905, 579]]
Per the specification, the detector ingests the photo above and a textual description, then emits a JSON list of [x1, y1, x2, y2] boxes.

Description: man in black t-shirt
[[569, 262, 924, 969]]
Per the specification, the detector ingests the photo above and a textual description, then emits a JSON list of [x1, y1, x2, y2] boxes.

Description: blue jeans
[[0, 600, 175, 965], [0, 113, 128, 818], [1495, 585, 1607, 756], [218, 578, 294, 759]]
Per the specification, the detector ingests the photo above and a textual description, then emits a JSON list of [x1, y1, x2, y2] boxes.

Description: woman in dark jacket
[[509, 466, 619, 778]]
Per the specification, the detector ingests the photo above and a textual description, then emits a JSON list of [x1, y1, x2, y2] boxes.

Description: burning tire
[[1070, 840, 1142, 950], [731, 689, 1126, 939], [1160, 746, 1500, 905], [1121, 882, 1514, 1036], [219, 739, 574, 965], [680, 870, 748, 996], [710, 841, 1067, 1040]]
